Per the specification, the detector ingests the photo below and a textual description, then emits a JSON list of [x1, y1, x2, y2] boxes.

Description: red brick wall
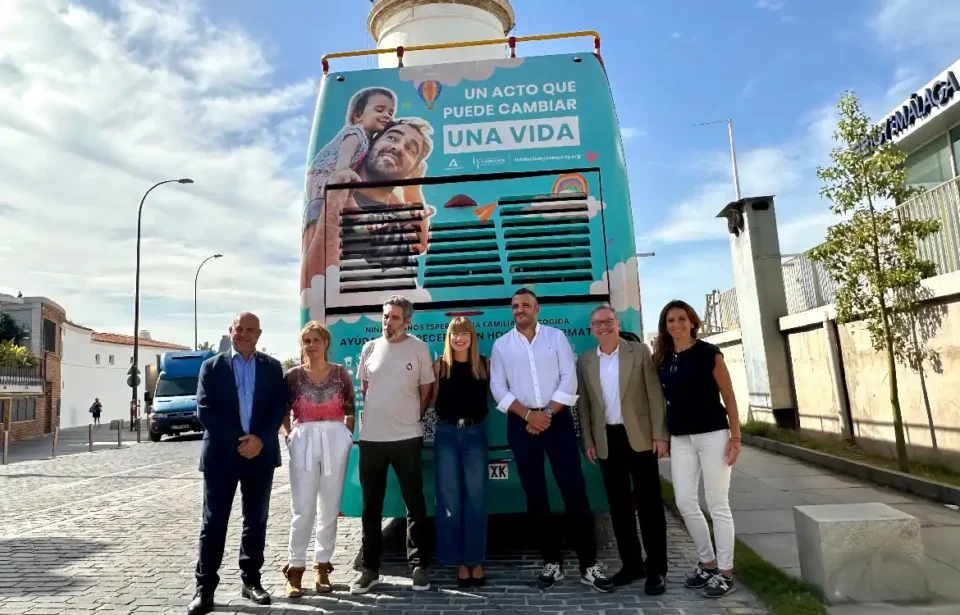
[[7, 305, 65, 441]]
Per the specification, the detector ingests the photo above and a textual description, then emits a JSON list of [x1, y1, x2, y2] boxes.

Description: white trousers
[[287, 420, 353, 567], [670, 428, 735, 571]]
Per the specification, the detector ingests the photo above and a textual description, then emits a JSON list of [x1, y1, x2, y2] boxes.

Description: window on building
[[905, 134, 953, 191], [109, 355, 115, 365], [95, 354, 100, 364], [950, 126, 960, 177], [42, 318, 57, 354], [12, 398, 37, 422]]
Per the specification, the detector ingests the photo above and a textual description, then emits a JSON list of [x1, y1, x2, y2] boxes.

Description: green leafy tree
[[809, 91, 941, 472], [0, 310, 26, 345], [0, 340, 38, 368], [281, 357, 299, 371], [197, 341, 215, 351]]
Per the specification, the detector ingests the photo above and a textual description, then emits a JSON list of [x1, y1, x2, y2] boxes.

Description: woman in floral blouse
[[281, 321, 355, 598]]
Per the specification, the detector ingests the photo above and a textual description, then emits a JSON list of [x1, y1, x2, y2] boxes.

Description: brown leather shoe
[[314, 561, 334, 593], [282, 565, 305, 598]]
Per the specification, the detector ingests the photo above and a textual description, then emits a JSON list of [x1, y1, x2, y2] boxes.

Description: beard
[[365, 150, 407, 182]]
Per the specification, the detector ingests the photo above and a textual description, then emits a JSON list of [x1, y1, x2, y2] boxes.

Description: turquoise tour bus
[[299, 32, 643, 517]]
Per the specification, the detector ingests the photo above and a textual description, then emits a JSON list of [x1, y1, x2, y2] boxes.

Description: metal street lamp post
[[130, 178, 194, 430], [195, 254, 223, 350], [694, 119, 742, 201]]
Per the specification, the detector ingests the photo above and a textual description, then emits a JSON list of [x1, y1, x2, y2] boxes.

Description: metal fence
[[896, 176, 960, 276], [0, 365, 43, 388], [703, 175, 960, 328]]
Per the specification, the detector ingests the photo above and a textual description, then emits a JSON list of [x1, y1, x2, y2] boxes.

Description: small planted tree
[[810, 91, 941, 472]]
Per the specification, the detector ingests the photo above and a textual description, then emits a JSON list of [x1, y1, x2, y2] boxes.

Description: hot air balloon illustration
[[417, 79, 442, 110]]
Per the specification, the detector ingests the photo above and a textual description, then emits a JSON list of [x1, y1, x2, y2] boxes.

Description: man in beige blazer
[[576, 305, 670, 595]]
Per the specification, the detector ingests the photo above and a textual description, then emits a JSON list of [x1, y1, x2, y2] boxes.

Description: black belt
[[438, 418, 484, 428]]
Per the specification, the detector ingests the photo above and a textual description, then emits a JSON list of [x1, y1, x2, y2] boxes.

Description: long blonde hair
[[439, 317, 488, 380]]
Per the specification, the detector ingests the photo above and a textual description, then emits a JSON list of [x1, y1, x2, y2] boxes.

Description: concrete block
[[793, 503, 928, 604]]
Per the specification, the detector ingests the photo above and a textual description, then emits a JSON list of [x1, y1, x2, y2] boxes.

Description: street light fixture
[[195, 254, 223, 350], [131, 178, 194, 425], [694, 119, 742, 201]]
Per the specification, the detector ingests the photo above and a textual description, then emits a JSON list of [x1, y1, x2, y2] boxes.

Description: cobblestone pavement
[[0, 438, 769, 615]]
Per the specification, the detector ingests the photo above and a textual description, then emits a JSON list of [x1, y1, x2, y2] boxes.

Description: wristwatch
[[544, 407, 554, 418]]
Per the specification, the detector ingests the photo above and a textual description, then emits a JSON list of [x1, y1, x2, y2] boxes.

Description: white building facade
[[60, 322, 189, 429]]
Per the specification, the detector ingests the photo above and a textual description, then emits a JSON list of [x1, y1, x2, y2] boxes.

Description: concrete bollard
[[51, 426, 59, 458], [89, 424, 93, 452], [136, 418, 141, 444]]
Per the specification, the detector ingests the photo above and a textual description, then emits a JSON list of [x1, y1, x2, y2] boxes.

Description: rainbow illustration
[[417, 79, 442, 110], [552, 173, 588, 195]]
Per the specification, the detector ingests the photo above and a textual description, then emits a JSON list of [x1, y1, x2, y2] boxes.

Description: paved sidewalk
[[2, 424, 142, 465], [0, 437, 771, 614], [660, 445, 960, 611]]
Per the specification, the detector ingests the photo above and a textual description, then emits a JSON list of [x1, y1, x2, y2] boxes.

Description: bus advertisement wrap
[[299, 52, 642, 517]]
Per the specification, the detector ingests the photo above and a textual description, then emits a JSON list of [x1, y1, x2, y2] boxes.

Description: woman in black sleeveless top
[[654, 300, 741, 599], [430, 316, 490, 587]]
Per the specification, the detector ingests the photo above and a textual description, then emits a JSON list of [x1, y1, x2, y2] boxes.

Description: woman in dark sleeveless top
[[430, 316, 490, 587]]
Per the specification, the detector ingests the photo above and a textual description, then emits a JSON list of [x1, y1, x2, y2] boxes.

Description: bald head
[[230, 312, 262, 359]]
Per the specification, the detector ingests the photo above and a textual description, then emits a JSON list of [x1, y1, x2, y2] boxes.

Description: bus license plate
[[489, 462, 508, 480], [172, 424, 189, 430]]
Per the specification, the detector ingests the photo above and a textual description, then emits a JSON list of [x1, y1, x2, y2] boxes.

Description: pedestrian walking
[[489, 288, 613, 592], [188, 312, 287, 615], [350, 296, 435, 595], [430, 316, 490, 587], [577, 305, 669, 594], [90, 398, 102, 426], [654, 300, 741, 599], [281, 321, 355, 598]]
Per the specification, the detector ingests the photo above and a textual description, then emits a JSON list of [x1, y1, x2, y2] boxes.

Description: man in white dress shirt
[[490, 288, 613, 593]]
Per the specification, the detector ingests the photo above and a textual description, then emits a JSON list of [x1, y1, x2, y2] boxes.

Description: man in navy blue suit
[[188, 312, 287, 615]]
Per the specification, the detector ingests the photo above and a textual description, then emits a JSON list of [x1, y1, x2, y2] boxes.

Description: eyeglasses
[[590, 319, 616, 330]]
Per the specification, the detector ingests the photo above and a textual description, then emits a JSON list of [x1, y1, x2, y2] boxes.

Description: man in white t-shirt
[[350, 295, 435, 595]]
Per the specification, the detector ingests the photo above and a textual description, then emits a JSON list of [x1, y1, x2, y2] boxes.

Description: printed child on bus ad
[[300, 86, 436, 294]]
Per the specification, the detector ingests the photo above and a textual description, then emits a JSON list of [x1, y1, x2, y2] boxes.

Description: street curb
[[742, 434, 960, 508]]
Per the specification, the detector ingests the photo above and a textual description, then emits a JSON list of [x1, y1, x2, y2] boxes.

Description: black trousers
[[359, 437, 428, 572], [508, 411, 597, 572], [598, 425, 668, 576], [195, 458, 275, 591]]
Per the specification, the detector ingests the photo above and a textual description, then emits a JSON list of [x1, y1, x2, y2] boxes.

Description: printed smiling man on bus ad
[[299, 54, 645, 522]]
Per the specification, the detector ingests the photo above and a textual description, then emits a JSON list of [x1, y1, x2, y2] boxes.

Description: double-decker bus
[[300, 32, 642, 517]]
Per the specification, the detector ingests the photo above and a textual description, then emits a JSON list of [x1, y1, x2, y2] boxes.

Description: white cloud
[[870, 0, 960, 55], [398, 58, 524, 88], [0, 0, 314, 360], [590, 257, 640, 313], [621, 126, 646, 141], [756, 0, 786, 10]]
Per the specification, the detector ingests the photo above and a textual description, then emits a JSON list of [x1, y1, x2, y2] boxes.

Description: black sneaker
[[684, 563, 718, 589], [537, 562, 564, 589], [580, 564, 613, 593], [411, 566, 431, 592], [350, 569, 380, 595], [703, 572, 736, 598]]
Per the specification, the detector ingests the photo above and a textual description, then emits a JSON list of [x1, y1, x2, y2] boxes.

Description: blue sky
[[3, 0, 960, 359]]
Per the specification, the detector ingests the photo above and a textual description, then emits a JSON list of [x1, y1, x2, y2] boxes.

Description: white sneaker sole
[[350, 579, 379, 595], [412, 583, 431, 592], [704, 584, 738, 599], [580, 577, 613, 593]]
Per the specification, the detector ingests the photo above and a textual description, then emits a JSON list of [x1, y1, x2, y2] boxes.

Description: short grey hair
[[590, 304, 619, 320], [383, 295, 414, 320]]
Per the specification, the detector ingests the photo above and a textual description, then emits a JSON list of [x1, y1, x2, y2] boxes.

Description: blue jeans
[[434, 422, 489, 566]]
